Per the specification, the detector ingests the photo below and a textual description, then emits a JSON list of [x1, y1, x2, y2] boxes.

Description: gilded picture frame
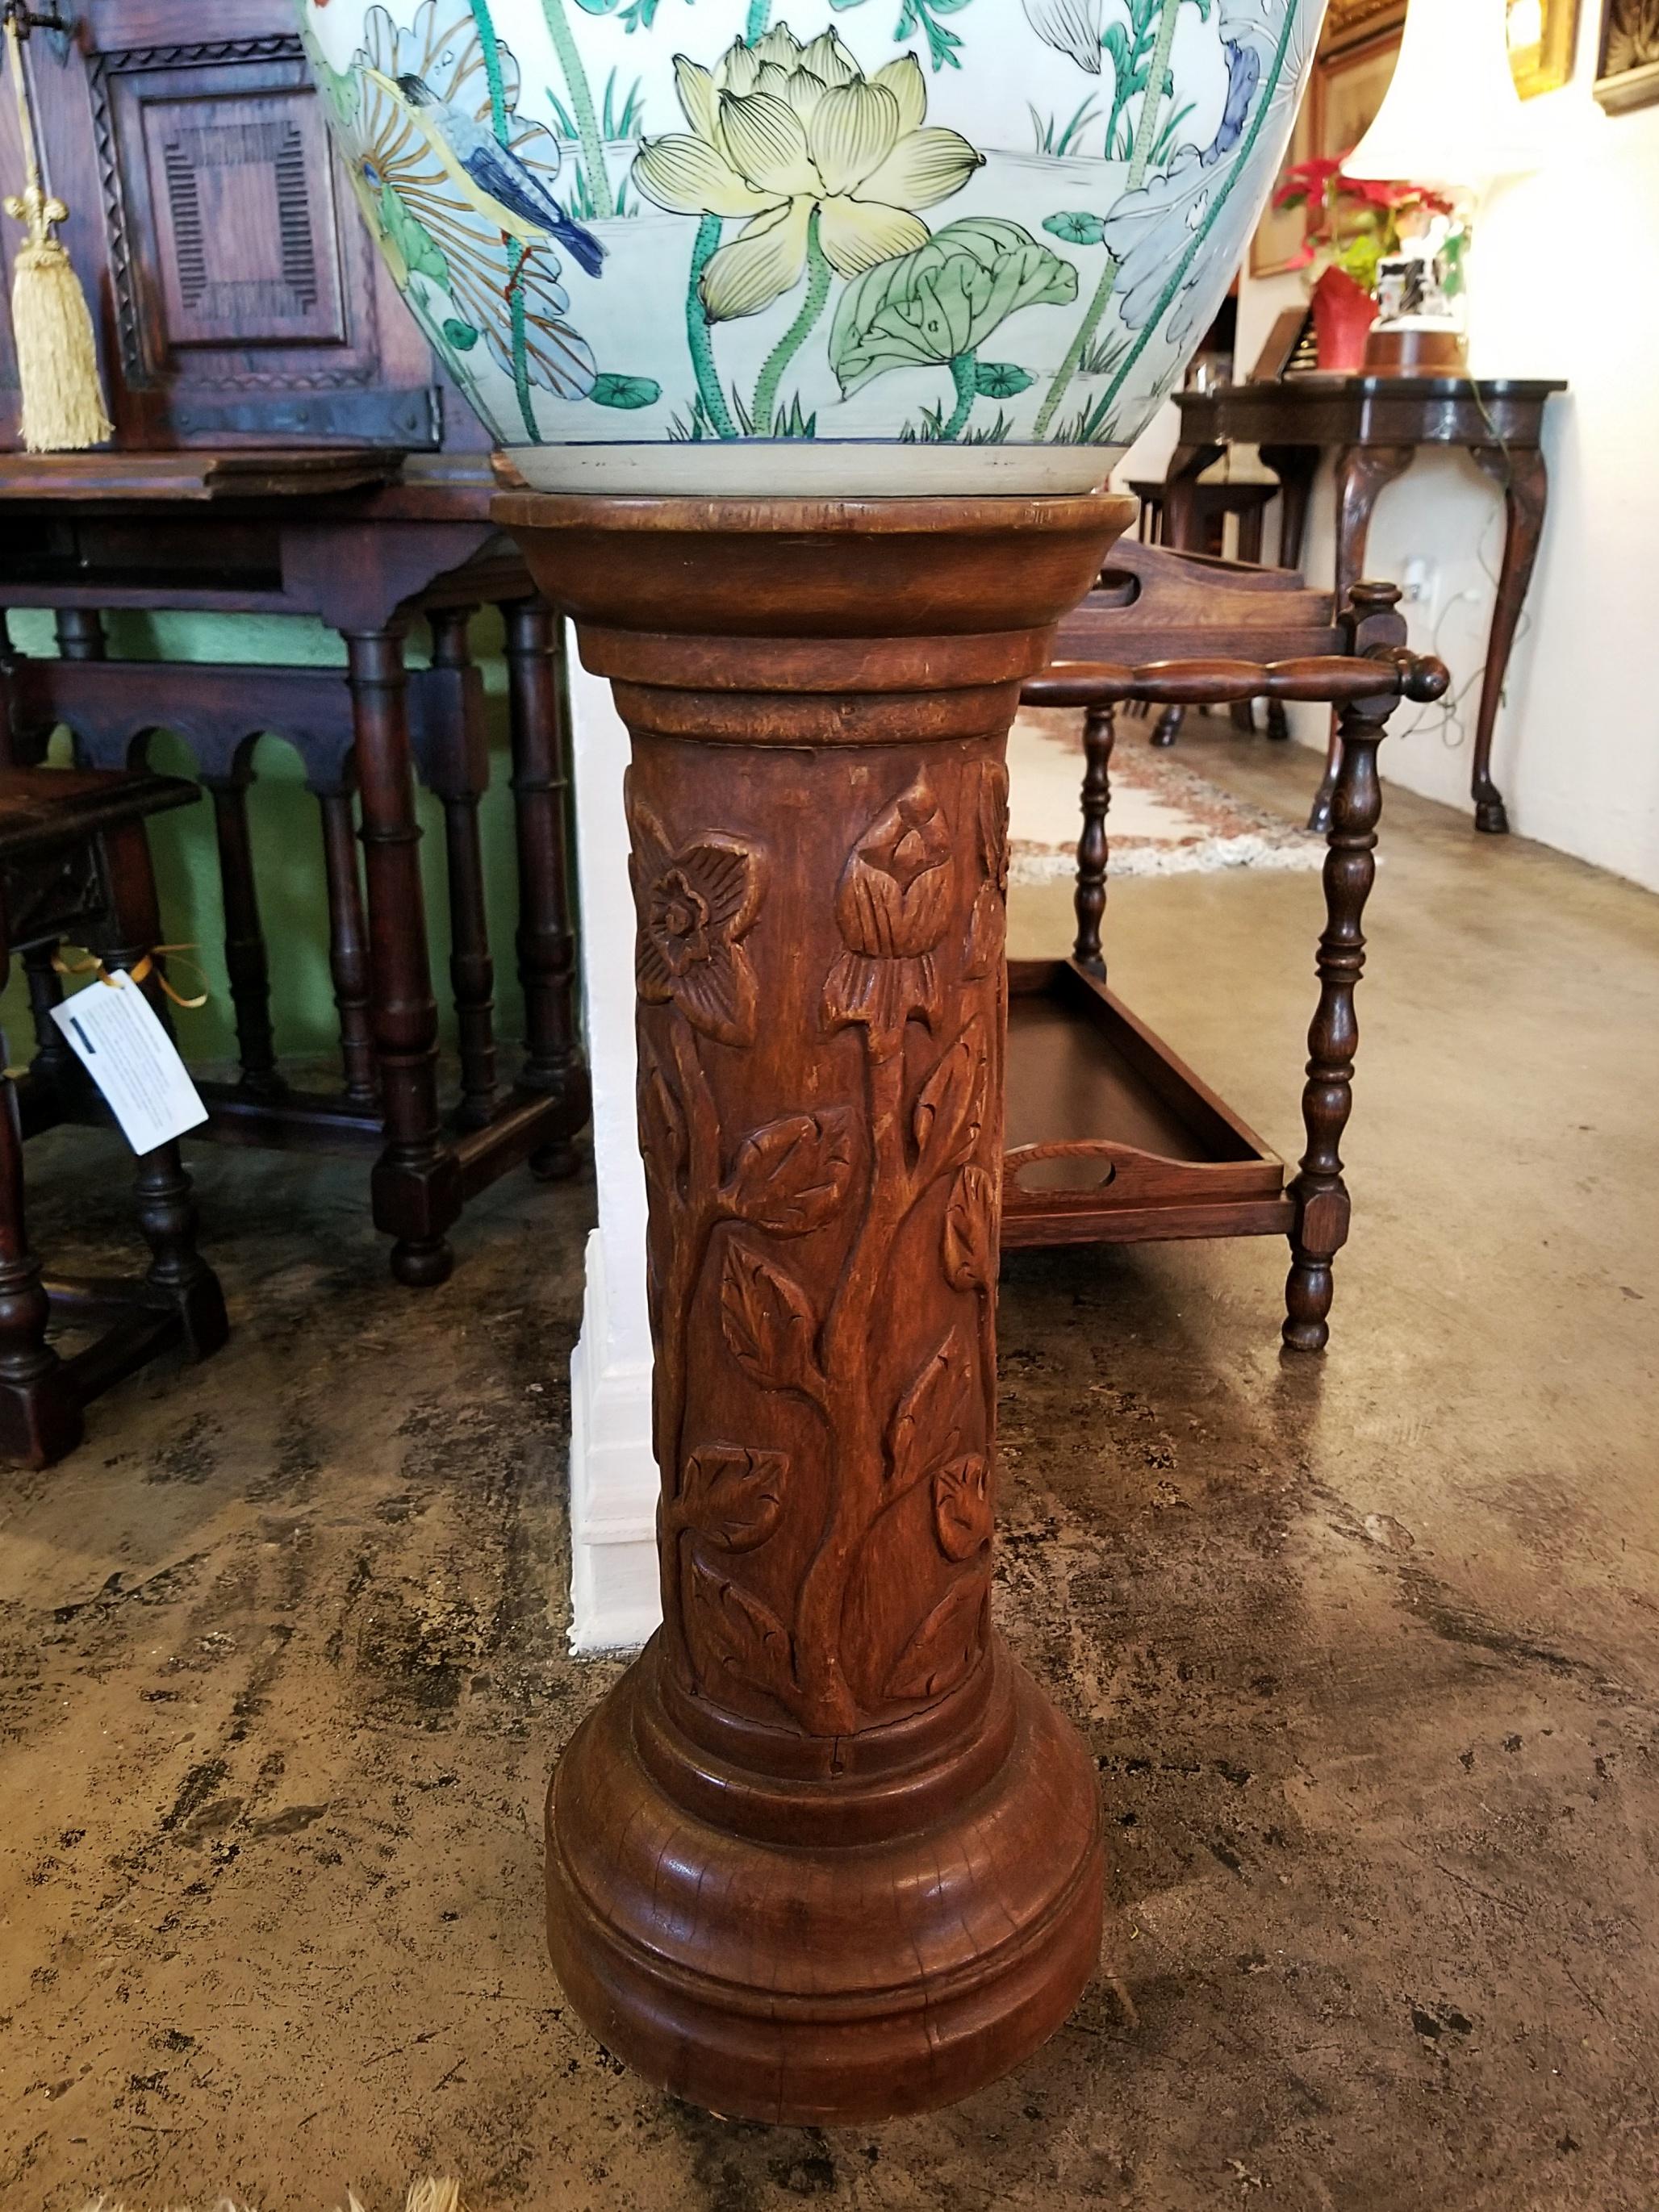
[[1507, 0, 1581, 97], [1595, 0, 1659, 111]]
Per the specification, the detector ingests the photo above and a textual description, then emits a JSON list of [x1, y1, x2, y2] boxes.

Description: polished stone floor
[[1, 718, 1655, 2210]]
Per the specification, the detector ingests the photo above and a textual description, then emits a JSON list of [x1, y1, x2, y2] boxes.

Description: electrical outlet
[[1401, 557, 1436, 610]]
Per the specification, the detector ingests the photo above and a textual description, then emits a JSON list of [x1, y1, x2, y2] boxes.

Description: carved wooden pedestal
[[498, 492, 1135, 2125]]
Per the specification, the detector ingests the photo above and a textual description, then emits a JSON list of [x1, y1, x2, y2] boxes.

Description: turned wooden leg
[[502, 597, 588, 1180], [346, 624, 458, 1288], [1310, 444, 1415, 833], [1260, 443, 1317, 575], [428, 607, 499, 1133], [503, 490, 1131, 2128], [1152, 703, 1185, 748], [98, 824, 228, 1362], [205, 758, 284, 1099], [1073, 703, 1114, 976], [1161, 440, 1225, 552], [0, 921, 80, 1465], [22, 946, 77, 1098], [1468, 444, 1548, 837], [315, 784, 380, 1111], [1284, 691, 1389, 1354]]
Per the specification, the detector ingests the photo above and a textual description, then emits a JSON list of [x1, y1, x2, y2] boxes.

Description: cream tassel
[[4, 10, 112, 451]]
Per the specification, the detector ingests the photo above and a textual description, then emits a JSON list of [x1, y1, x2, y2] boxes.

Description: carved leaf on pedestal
[[884, 1571, 988, 1704], [943, 1163, 998, 1293], [913, 1017, 989, 1184], [723, 1108, 858, 1237], [638, 1037, 690, 1200], [888, 1321, 974, 1504], [933, 1454, 992, 1563], [684, 1552, 796, 1705], [680, 1444, 787, 1554], [720, 1241, 825, 1399]]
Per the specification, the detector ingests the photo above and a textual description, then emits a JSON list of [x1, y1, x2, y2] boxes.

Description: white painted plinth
[[564, 647, 660, 1655]]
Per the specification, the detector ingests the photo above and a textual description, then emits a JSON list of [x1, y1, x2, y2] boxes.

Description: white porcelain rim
[[503, 443, 1123, 499]]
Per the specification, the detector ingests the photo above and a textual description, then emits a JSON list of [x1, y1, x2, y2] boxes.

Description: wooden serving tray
[[1001, 959, 1295, 1251]]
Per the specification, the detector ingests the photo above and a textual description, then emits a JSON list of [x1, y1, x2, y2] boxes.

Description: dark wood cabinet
[[0, 2, 472, 450]]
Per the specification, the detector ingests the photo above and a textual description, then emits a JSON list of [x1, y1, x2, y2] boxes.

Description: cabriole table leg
[[499, 491, 1134, 2127]]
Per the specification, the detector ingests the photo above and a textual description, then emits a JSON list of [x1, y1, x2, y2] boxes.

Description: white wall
[[1228, 9, 1659, 890]]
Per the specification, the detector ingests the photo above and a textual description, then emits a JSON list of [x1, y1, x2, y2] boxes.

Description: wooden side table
[[0, 453, 588, 1287], [1165, 375, 1566, 833], [1000, 545, 1448, 1350], [0, 764, 228, 1465]]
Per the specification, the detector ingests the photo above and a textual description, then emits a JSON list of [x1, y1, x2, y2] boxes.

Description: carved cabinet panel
[[0, 1, 471, 449]]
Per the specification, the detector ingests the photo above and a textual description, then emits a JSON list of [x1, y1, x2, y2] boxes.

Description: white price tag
[[51, 972, 208, 1156]]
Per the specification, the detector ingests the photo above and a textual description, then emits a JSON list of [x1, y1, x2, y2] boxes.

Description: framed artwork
[[1508, 0, 1581, 95], [1311, 25, 1406, 165], [1595, 0, 1659, 110], [1249, 5, 1405, 279]]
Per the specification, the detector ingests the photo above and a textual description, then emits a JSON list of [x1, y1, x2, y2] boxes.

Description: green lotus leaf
[[591, 373, 663, 410], [1043, 211, 1107, 247], [974, 361, 1034, 399], [830, 219, 1078, 395]]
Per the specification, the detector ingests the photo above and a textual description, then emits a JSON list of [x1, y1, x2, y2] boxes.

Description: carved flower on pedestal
[[823, 775, 955, 1052], [629, 787, 767, 1047]]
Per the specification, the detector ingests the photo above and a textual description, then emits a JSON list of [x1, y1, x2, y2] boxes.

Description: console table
[[0, 452, 588, 1287], [1164, 375, 1566, 834]]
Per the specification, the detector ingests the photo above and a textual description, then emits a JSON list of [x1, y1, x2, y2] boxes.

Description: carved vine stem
[[794, 1038, 921, 1735]]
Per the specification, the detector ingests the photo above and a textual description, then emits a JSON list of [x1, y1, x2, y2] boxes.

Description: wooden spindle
[[347, 623, 457, 1288], [1283, 687, 1388, 1352], [502, 597, 584, 1178], [428, 607, 497, 1132], [205, 758, 283, 1097], [1072, 703, 1114, 975], [316, 785, 379, 1110]]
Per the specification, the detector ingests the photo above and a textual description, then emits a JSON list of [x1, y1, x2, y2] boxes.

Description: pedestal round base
[[546, 1637, 1104, 2126]]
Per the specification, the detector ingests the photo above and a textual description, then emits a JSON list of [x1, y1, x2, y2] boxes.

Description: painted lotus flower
[[336, 2, 595, 413], [633, 24, 984, 321], [631, 795, 767, 1048], [822, 776, 954, 1050]]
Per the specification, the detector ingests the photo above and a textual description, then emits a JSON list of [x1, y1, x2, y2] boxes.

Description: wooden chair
[[0, 766, 228, 1464]]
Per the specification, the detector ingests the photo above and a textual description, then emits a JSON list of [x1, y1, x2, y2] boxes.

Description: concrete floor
[[1, 719, 1656, 2211]]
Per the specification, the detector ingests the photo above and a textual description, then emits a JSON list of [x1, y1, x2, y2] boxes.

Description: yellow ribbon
[[53, 944, 210, 1010]]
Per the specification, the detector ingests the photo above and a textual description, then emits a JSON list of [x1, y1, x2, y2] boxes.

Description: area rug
[[1008, 705, 1326, 886], [77, 2184, 461, 2212]]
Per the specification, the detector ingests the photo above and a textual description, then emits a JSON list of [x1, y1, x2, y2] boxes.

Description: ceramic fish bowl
[[297, 0, 1325, 494]]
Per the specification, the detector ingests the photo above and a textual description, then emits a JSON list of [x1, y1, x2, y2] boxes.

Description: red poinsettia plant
[[1273, 157, 1457, 297]]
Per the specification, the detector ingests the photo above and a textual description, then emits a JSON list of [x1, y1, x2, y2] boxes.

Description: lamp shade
[[1345, 0, 1535, 189]]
